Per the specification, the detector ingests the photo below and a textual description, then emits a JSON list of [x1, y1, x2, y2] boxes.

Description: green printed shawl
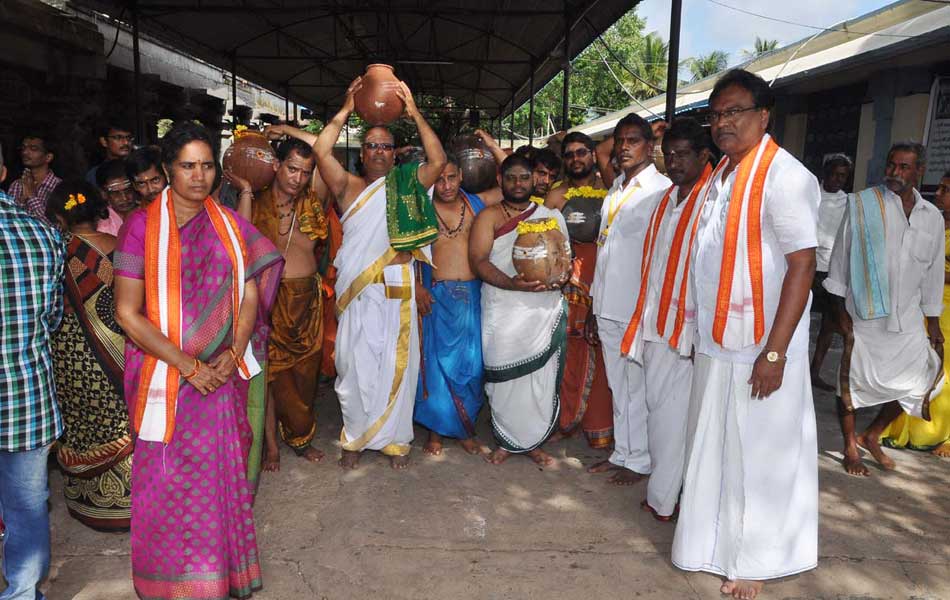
[[386, 163, 439, 251]]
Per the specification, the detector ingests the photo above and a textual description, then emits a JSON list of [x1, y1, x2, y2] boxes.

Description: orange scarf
[[620, 162, 715, 359], [712, 135, 780, 349]]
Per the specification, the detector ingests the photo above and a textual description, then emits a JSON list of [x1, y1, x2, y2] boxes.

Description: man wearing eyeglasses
[[586, 113, 670, 486], [540, 132, 615, 451], [671, 69, 819, 600], [126, 146, 167, 206], [85, 121, 134, 186], [315, 76, 446, 471], [8, 132, 61, 224], [95, 159, 140, 235]]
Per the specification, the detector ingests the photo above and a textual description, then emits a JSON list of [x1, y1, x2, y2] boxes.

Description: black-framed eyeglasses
[[705, 106, 760, 125], [107, 134, 135, 143], [363, 142, 395, 152], [563, 147, 591, 160]]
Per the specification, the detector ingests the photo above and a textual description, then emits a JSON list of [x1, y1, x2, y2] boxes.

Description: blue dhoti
[[414, 278, 485, 439]]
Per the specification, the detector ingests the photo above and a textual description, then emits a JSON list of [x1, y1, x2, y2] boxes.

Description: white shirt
[[824, 187, 944, 330], [816, 189, 848, 272], [693, 146, 820, 364], [591, 164, 671, 323], [641, 186, 687, 344]]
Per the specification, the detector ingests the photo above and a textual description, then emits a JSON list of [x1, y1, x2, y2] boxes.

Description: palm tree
[[687, 51, 729, 82], [742, 37, 779, 61], [632, 32, 669, 98]]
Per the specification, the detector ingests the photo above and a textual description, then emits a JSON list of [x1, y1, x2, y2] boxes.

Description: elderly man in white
[[824, 141, 944, 477]]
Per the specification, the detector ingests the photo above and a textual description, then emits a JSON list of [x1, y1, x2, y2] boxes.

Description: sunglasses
[[562, 147, 591, 160], [363, 142, 395, 152]]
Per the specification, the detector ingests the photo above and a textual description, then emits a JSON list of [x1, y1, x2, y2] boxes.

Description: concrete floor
[[23, 320, 950, 598]]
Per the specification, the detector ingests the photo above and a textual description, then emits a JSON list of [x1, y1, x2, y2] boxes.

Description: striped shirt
[[8, 169, 62, 225], [0, 190, 65, 451]]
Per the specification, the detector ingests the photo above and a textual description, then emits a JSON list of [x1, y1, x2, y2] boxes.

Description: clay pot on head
[[449, 134, 498, 194], [354, 64, 405, 126], [223, 131, 278, 192]]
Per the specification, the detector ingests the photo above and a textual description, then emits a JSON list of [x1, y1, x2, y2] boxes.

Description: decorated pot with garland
[[512, 217, 571, 286], [223, 128, 278, 192], [560, 185, 607, 244]]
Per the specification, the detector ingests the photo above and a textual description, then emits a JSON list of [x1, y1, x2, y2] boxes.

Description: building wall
[[854, 103, 877, 190], [782, 113, 808, 159], [890, 93, 929, 144]]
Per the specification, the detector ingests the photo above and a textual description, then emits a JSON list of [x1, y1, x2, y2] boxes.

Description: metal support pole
[[561, 10, 571, 131], [528, 65, 535, 147], [231, 54, 238, 130], [665, 0, 683, 122], [284, 86, 290, 122], [509, 94, 515, 149], [294, 102, 298, 122], [131, 4, 144, 143]]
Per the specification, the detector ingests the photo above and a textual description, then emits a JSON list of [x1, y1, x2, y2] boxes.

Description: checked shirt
[[0, 190, 65, 451]]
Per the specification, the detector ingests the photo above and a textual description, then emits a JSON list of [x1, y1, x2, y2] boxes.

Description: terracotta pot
[[512, 221, 571, 285], [223, 132, 277, 192], [450, 134, 498, 194], [354, 64, 405, 126]]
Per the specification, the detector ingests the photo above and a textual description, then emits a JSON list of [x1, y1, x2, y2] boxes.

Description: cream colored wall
[[890, 93, 929, 144], [854, 102, 876, 190], [782, 113, 808, 159]]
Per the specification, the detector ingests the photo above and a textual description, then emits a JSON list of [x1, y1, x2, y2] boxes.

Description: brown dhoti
[[269, 275, 324, 451]]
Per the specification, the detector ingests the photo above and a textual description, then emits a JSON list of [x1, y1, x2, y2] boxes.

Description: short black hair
[[614, 113, 653, 142], [822, 153, 853, 177], [46, 179, 109, 227], [125, 146, 162, 180], [444, 151, 461, 169], [276, 137, 314, 162], [710, 69, 775, 111], [662, 117, 710, 154], [97, 120, 133, 139], [531, 148, 561, 173], [500, 153, 532, 176], [161, 121, 215, 171], [887, 141, 926, 167], [96, 158, 130, 189], [20, 130, 55, 156], [562, 131, 596, 154]]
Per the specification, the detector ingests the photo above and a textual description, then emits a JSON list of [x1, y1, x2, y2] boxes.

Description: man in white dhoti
[[671, 70, 819, 600], [586, 113, 671, 485], [314, 77, 446, 470], [469, 154, 569, 466], [824, 142, 944, 476], [619, 117, 714, 521]]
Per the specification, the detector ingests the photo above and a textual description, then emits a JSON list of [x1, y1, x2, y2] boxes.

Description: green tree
[[741, 37, 779, 61], [687, 51, 729, 82]]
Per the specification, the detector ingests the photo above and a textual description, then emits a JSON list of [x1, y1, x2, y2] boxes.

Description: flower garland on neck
[[564, 185, 607, 201], [516, 217, 559, 235]]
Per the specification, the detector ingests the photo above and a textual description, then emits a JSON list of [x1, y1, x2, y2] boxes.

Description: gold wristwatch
[[764, 350, 786, 363]]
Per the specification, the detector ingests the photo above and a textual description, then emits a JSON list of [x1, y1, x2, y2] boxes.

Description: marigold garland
[[233, 124, 251, 140], [528, 196, 545, 205], [564, 185, 607, 201], [516, 217, 559, 235], [64, 193, 87, 211]]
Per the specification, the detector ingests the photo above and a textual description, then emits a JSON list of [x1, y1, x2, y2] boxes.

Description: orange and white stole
[[133, 188, 262, 444], [620, 162, 717, 362], [712, 134, 781, 350]]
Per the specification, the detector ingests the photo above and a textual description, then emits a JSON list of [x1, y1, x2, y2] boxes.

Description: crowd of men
[[1, 67, 947, 600]]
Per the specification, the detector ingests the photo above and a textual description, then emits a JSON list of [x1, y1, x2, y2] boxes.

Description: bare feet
[[721, 579, 763, 600], [389, 454, 411, 470], [640, 499, 677, 522], [528, 448, 555, 467], [811, 374, 835, 392], [856, 432, 896, 470], [300, 445, 325, 463], [485, 448, 511, 465], [263, 447, 280, 472], [458, 437, 491, 455], [607, 468, 646, 486], [587, 459, 620, 474], [339, 450, 361, 470], [423, 432, 443, 456], [932, 441, 950, 457], [842, 443, 870, 476]]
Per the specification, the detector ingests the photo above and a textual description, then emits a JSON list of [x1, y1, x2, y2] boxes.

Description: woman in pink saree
[[115, 122, 282, 599]]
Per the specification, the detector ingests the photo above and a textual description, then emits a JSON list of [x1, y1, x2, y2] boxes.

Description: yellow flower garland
[[64, 193, 87, 211], [564, 185, 607, 201], [529, 196, 545, 205], [516, 217, 559, 235]]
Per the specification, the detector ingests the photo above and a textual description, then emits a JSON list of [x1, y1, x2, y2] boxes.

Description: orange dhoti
[[560, 241, 613, 448], [269, 275, 324, 452]]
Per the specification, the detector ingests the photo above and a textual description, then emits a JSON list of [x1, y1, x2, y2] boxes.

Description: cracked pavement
[[35, 316, 950, 598]]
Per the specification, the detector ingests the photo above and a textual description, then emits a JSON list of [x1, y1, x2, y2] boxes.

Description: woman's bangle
[[182, 358, 201, 380], [228, 347, 240, 364], [239, 188, 254, 197]]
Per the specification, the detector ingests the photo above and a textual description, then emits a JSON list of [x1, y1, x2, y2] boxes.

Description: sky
[[635, 0, 900, 70]]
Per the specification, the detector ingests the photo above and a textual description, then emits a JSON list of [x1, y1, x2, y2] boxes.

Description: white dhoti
[[673, 354, 818, 580], [333, 176, 429, 456], [482, 205, 568, 452], [598, 317, 649, 473], [642, 340, 692, 517]]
